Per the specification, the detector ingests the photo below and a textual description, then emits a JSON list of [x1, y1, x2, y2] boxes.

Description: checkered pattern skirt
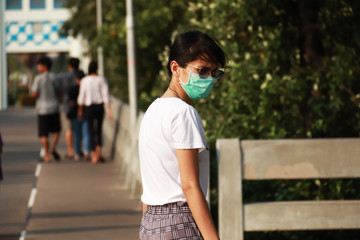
[[139, 201, 204, 240]]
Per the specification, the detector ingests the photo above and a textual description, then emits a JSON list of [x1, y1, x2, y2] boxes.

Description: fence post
[[217, 138, 243, 240]]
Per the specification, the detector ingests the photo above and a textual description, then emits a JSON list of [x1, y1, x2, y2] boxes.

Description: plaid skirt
[[139, 202, 203, 240]]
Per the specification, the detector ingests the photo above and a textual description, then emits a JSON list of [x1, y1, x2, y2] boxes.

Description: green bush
[[172, 1, 360, 238]]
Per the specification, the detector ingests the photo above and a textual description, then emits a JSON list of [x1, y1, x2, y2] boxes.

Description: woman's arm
[[100, 77, 112, 118], [176, 149, 220, 240], [105, 103, 113, 119], [142, 203, 147, 215]]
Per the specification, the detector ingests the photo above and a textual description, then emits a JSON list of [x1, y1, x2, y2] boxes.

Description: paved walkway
[[0, 108, 142, 240], [0, 108, 39, 240]]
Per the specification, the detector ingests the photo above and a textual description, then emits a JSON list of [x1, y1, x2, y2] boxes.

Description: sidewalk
[[26, 160, 142, 240], [0, 108, 39, 240], [0, 108, 142, 240]]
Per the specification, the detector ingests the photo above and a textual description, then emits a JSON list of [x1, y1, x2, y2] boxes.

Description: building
[[5, 0, 87, 59], [2, 0, 90, 108]]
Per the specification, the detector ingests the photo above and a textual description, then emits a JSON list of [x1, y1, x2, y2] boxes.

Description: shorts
[[60, 111, 72, 131], [139, 202, 203, 240], [38, 113, 61, 137]]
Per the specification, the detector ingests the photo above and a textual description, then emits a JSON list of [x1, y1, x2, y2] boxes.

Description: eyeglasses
[[186, 63, 224, 81]]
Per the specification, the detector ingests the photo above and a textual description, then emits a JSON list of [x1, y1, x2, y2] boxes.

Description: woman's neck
[[162, 79, 192, 105]]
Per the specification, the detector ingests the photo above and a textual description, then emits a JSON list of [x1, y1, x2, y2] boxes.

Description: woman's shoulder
[[152, 98, 200, 119], [80, 75, 97, 85], [82, 75, 92, 81], [155, 98, 196, 110]]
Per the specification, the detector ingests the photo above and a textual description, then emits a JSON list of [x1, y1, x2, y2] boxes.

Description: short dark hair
[[37, 57, 52, 70], [88, 61, 98, 74], [75, 70, 85, 80], [167, 31, 227, 79], [69, 58, 80, 70]]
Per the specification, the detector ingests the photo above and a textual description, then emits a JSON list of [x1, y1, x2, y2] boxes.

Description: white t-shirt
[[77, 75, 110, 106], [139, 98, 209, 206]]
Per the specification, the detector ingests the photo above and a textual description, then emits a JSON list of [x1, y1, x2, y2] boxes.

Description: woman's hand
[[106, 103, 113, 119], [142, 203, 147, 215]]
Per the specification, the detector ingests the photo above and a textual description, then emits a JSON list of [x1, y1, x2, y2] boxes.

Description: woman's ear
[[170, 61, 180, 77]]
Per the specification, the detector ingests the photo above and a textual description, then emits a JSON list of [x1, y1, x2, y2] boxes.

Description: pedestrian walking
[[67, 70, 90, 161], [138, 31, 227, 240], [57, 58, 80, 159], [32, 57, 61, 163], [77, 61, 112, 164]]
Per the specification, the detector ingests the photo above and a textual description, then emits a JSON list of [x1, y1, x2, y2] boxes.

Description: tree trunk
[[298, 0, 324, 69], [297, 0, 325, 137]]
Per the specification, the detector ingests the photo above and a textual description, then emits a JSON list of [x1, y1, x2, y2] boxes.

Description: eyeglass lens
[[186, 63, 224, 80], [198, 68, 224, 80]]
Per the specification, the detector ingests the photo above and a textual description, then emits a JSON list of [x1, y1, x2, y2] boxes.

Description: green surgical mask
[[179, 68, 217, 100]]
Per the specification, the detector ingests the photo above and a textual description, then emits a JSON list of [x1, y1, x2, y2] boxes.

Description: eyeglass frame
[[185, 63, 224, 81]]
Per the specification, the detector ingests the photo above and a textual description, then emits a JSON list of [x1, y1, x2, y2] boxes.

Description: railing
[[216, 138, 360, 240], [102, 97, 143, 200]]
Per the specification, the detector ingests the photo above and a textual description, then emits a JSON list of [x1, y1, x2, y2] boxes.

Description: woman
[[139, 31, 226, 240], [77, 61, 112, 164]]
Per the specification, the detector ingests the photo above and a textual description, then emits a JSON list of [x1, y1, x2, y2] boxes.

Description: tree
[[169, 0, 360, 141], [170, 1, 360, 239], [61, 0, 189, 108], [62, 1, 360, 238]]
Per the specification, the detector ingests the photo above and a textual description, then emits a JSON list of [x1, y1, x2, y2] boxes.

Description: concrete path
[[0, 108, 39, 240], [0, 108, 142, 240]]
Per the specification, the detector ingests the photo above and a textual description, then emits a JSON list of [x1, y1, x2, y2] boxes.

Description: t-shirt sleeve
[[171, 107, 207, 150]]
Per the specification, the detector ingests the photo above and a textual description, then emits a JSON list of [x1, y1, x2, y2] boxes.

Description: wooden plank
[[241, 139, 360, 179], [244, 200, 360, 231], [217, 138, 244, 240]]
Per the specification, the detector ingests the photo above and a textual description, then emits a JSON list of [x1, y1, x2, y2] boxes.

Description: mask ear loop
[[179, 67, 191, 85], [177, 68, 184, 84]]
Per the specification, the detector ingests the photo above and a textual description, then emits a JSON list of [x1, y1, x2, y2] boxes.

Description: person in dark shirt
[[57, 58, 80, 159], [67, 70, 90, 161]]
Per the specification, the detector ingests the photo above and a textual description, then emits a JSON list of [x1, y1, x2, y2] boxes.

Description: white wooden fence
[[102, 99, 360, 239], [216, 138, 360, 240]]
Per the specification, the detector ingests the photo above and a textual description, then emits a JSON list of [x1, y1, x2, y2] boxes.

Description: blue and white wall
[[5, 0, 87, 58]]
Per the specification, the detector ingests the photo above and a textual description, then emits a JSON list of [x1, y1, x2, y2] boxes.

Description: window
[[31, 0, 45, 9], [54, 0, 67, 8], [6, 0, 22, 10]]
